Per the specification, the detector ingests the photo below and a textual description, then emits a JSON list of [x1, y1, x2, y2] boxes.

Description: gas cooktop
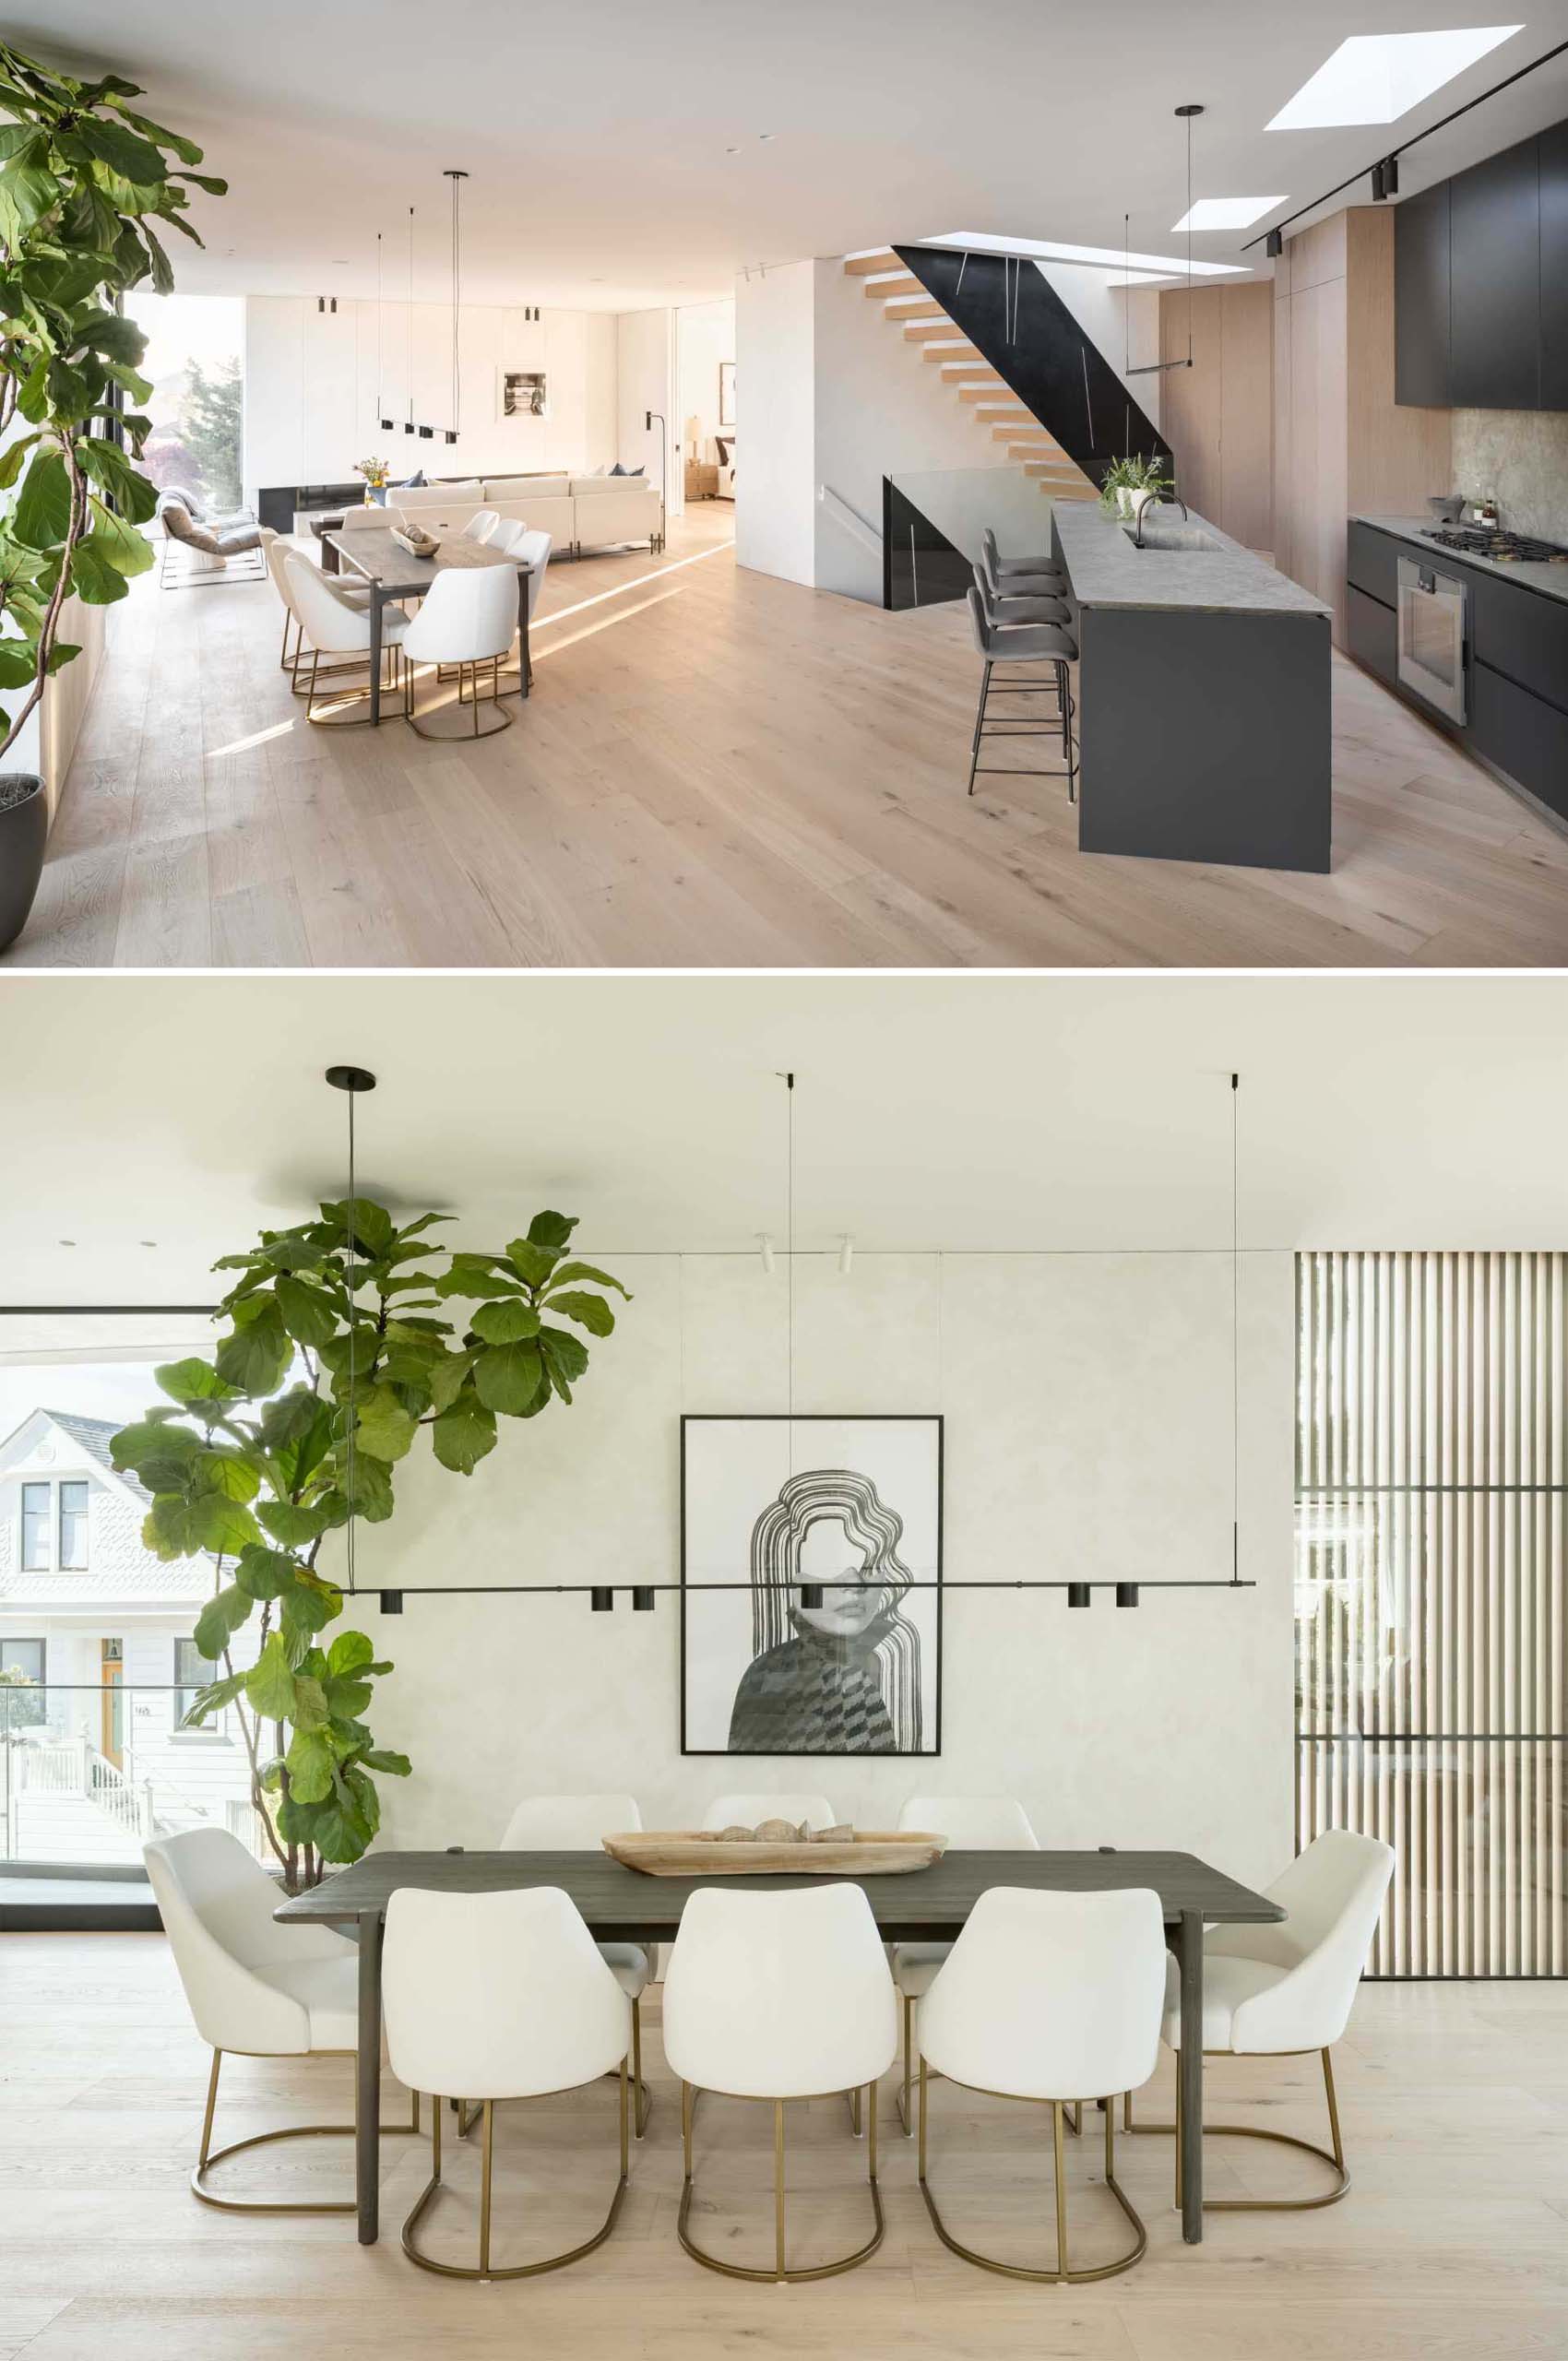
[[1423, 524, 1568, 565]]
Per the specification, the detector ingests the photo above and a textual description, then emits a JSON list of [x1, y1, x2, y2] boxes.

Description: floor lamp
[[645, 409, 667, 552]]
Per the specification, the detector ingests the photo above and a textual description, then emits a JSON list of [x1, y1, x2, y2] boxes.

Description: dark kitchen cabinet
[[1542, 121, 1568, 412], [1346, 584, 1397, 687], [1449, 137, 1541, 410], [1471, 660, 1568, 826], [1395, 181, 1451, 408]]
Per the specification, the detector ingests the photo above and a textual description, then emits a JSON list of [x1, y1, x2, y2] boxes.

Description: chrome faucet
[[1134, 492, 1189, 547]]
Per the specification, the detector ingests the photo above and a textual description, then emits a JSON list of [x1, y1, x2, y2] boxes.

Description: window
[[0, 1638, 46, 1731], [57, 1480, 89, 1570], [172, 1636, 223, 1736], [19, 1483, 49, 1572]]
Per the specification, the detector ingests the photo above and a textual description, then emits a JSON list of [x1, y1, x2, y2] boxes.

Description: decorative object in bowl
[[602, 1825, 948, 1877], [391, 523, 440, 559]]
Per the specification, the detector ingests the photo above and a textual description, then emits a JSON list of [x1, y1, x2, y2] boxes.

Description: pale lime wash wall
[[332, 1250, 1296, 1893]]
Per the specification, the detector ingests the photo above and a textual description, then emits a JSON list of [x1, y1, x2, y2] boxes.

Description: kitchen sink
[[1122, 523, 1227, 553]]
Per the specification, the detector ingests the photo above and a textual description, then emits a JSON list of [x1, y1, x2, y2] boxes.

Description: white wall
[[241, 296, 620, 506], [734, 262, 817, 588], [676, 297, 735, 475], [614, 308, 675, 516], [340, 1249, 1295, 1893]]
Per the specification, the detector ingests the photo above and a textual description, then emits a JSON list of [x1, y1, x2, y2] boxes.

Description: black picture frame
[[680, 1412, 944, 1759]]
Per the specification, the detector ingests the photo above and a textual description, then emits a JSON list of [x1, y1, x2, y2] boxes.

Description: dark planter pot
[[0, 773, 46, 954]]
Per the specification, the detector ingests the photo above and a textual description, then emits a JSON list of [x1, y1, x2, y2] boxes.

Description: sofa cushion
[[572, 474, 655, 497], [400, 479, 481, 506], [484, 475, 568, 500]]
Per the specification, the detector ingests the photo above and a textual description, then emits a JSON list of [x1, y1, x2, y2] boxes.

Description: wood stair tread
[[843, 250, 900, 275]]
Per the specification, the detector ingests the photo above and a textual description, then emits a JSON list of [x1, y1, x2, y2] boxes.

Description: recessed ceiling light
[[925, 230, 1246, 279], [758, 132, 776, 141], [1171, 196, 1289, 232], [57, 1239, 76, 1248], [1267, 28, 1521, 130], [726, 145, 742, 154]]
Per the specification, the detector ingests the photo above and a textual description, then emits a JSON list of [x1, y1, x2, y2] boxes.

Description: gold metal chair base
[[191, 2047, 420, 2214], [403, 655, 514, 740], [403, 2058, 630, 2281], [301, 647, 406, 727], [1126, 2045, 1349, 2211], [917, 2058, 1146, 2284], [896, 1993, 1081, 2140], [678, 2078, 885, 2284]]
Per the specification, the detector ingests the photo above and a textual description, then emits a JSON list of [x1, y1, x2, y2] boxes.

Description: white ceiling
[[5, 972, 1568, 1304], [25, 3, 1568, 309]]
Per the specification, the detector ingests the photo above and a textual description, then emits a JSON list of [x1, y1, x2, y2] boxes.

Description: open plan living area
[[3, 4, 1568, 967]]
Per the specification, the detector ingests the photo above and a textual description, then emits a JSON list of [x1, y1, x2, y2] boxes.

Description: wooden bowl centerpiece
[[601, 1822, 947, 1877]]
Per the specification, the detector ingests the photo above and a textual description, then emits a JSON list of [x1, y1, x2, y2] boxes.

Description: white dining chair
[[264, 528, 369, 684], [399, 564, 517, 740], [890, 1796, 1042, 2135], [1129, 1828, 1395, 2213], [663, 1883, 897, 2283], [701, 1792, 837, 1832], [484, 516, 527, 555], [284, 553, 407, 726], [383, 1885, 632, 2282], [144, 1827, 418, 2213], [917, 1884, 1167, 2284], [336, 502, 407, 537], [499, 1792, 652, 2133], [463, 507, 503, 544]]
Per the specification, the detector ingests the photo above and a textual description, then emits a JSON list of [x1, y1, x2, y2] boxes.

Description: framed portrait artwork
[[718, 361, 736, 427], [499, 369, 549, 420], [681, 1414, 943, 1757]]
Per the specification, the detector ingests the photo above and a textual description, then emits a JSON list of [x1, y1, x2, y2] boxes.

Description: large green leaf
[[179, 1671, 247, 1729], [539, 1325, 589, 1383], [192, 1584, 254, 1661], [83, 493, 154, 579], [283, 1724, 334, 1803], [290, 1672, 328, 1731], [215, 1293, 291, 1397], [327, 1630, 379, 1677], [351, 1382, 418, 1464], [362, 1748, 411, 1777], [528, 1210, 578, 1254], [12, 447, 70, 552], [256, 1498, 330, 1547], [143, 1491, 260, 1560], [154, 1357, 233, 1406], [431, 1394, 497, 1475], [0, 160, 60, 247], [470, 1298, 540, 1344], [65, 540, 132, 605], [233, 1543, 299, 1601], [318, 1196, 395, 1259], [547, 1260, 631, 1299], [194, 1446, 261, 1502], [110, 1415, 201, 1475], [279, 1575, 341, 1651], [543, 1289, 615, 1337], [505, 1237, 559, 1289], [473, 1339, 545, 1416], [244, 1631, 297, 1722], [275, 1273, 339, 1348]]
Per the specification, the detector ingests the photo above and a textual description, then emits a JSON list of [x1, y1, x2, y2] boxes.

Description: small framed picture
[[500, 370, 549, 421], [718, 362, 736, 428], [681, 1414, 943, 1757]]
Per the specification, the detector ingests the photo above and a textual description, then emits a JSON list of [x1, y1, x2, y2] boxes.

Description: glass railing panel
[[879, 464, 1075, 611]]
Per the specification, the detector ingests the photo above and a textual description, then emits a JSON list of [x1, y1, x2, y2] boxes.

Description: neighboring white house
[[0, 1407, 260, 1865]]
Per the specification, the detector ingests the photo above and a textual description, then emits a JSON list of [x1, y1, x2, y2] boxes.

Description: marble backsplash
[[1450, 409, 1568, 542]]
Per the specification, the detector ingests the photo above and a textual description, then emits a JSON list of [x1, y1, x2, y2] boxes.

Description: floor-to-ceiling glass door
[[1295, 1252, 1566, 1975]]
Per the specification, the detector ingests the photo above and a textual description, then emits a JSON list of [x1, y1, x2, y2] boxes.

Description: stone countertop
[[1052, 501, 1331, 619], [1353, 515, 1568, 608]]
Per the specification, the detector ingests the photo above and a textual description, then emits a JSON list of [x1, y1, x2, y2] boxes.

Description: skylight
[[924, 231, 1246, 279], [1266, 28, 1522, 129], [1171, 197, 1289, 231]]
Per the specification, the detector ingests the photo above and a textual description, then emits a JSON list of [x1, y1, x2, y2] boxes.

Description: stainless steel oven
[[1396, 553, 1467, 725]]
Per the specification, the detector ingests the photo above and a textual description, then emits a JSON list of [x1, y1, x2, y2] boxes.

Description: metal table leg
[[1177, 1910, 1204, 2243], [517, 567, 531, 699], [369, 591, 384, 725], [356, 1910, 383, 2244]]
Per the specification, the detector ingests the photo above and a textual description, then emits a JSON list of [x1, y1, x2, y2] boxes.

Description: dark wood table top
[[275, 1847, 1283, 1942], [327, 526, 534, 599]]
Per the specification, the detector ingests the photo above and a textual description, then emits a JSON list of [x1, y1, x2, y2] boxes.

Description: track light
[[1371, 156, 1398, 201], [1115, 1583, 1140, 1608], [632, 1586, 655, 1612], [379, 416, 395, 432], [1067, 1582, 1091, 1609], [590, 1586, 614, 1612], [379, 1590, 404, 1615], [757, 1233, 776, 1275], [837, 1236, 853, 1276], [800, 1583, 826, 1610], [1265, 228, 1283, 259]]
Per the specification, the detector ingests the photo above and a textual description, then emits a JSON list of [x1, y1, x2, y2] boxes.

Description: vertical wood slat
[[1296, 1251, 1568, 1978]]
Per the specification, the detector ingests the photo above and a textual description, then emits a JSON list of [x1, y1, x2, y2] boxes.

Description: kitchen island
[[1051, 502, 1333, 872]]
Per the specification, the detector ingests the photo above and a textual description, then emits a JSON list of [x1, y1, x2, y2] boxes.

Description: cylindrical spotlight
[[1115, 1582, 1140, 1608], [1265, 228, 1283, 258], [590, 1586, 614, 1612], [800, 1583, 826, 1609], [632, 1586, 656, 1612], [1067, 1582, 1091, 1609], [380, 1590, 404, 1615]]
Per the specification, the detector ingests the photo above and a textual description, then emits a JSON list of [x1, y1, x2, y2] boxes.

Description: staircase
[[13, 1787, 148, 1865], [846, 250, 1100, 504]]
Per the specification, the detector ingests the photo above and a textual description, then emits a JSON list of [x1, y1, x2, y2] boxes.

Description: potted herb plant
[[112, 1199, 629, 1892], [0, 41, 225, 951]]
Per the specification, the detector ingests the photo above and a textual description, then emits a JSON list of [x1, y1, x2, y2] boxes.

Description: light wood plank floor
[[3, 1933, 1565, 2360], [14, 507, 1568, 967]]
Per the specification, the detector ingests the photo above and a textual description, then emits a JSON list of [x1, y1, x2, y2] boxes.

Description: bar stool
[[973, 564, 1071, 629], [663, 1883, 896, 2283], [917, 1885, 1167, 2284], [982, 525, 1066, 594], [965, 586, 1076, 801]]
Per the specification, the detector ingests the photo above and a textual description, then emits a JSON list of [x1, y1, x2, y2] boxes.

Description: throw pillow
[[609, 462, 626, 476]]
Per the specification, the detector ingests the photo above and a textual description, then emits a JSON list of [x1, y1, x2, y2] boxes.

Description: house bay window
[[19, 1483, 49, 1572], [58, 1481, 89, 1570]]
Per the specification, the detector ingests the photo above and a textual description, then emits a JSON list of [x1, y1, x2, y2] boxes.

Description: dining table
[[321, 526, 535, 724], [276, 1845, 1282, 2249]]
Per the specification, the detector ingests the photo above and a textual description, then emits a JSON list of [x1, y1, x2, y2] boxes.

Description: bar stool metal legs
[[192, 2047, 420, 2213], [401, 2057, 630, 2281], [917, 2058, 1146, 2284], [677, 2078, 885, 2284], [1124, 2046, 1349, 2211], [966, 657, 1077, 802]]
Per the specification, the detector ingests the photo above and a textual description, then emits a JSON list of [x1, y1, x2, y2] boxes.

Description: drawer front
[[1346, 583, 1397, 686], [1346, 522, 1400, 611], [1470, 660, 1568, 825], [1468, 571, 1568, 718]]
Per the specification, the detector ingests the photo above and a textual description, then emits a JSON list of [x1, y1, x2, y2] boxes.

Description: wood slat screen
[[1296, 1252, 1566, 1976]]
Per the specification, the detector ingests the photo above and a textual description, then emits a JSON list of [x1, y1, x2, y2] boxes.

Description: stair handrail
[[816, 483, 882, 552]]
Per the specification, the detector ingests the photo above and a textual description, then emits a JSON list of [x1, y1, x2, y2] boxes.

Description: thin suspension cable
[[1231, 1070, 1241, 1584], [407, 208, 414, 433], [345, 1089, 358, 1596], [1185, 109, 1194, 366], [375, 231, 382, 418], [784, 1071, 795, 1462]]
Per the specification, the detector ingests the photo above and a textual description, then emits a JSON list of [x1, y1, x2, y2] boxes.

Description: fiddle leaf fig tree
[[0, 40, 227, 756], [111, 1201, 629, 1892]]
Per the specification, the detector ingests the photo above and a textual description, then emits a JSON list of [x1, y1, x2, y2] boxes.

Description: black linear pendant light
[[1127, 101, 1203, 377], [442, 168, 468, 445]]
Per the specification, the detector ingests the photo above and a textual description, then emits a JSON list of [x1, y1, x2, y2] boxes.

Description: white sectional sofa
[[305, 473, 663, 555]]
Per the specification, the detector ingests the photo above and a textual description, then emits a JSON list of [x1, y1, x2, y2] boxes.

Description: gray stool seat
[[982, 620, 1076, 661]]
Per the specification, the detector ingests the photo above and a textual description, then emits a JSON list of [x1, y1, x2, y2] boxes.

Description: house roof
[[0, 1407, 217, 1610], [35, 1410, 155, 1506]]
